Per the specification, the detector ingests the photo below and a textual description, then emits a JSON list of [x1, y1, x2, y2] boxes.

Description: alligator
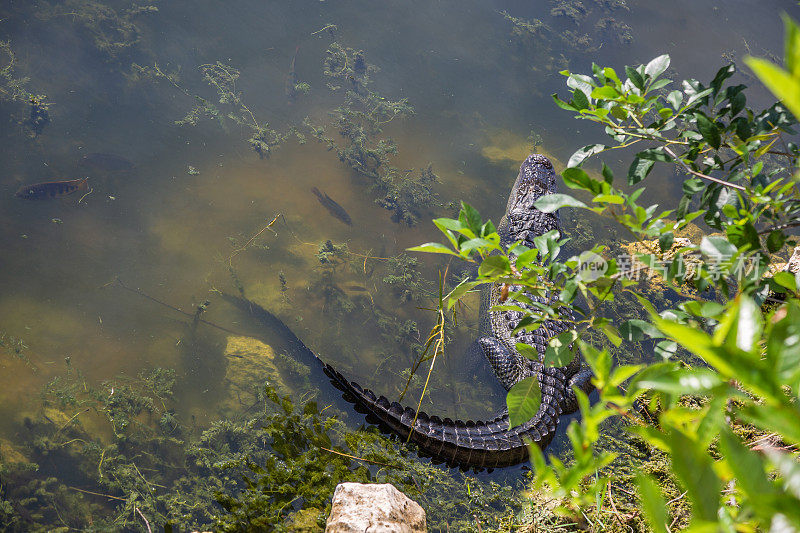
[[224, 154, 593, 469]]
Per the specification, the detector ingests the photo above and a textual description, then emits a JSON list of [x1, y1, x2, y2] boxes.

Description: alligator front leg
[[559, 369, 594, 414], [477, 336, 528, 391]]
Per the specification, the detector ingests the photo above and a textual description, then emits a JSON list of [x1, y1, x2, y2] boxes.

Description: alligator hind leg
[[477, 336, 526, 391], [559, 369, 594, 414]]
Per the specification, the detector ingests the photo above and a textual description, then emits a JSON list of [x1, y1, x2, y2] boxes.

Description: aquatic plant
[[36, 0, 158, 64], [0, 357, 528, 532], [305, 43, 440, 225], [134, 61, 297, 158], [376, 165, 441, 226], [0, 41, 50, 137]]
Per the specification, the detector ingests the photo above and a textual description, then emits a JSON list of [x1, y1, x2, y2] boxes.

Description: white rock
[[325, 482, 427, 532]]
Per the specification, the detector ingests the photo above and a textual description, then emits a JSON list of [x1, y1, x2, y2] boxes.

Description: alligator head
[[498, 154, 561, 248]]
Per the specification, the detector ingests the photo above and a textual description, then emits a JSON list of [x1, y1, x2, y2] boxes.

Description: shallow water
[[0, 0, 797, 518]]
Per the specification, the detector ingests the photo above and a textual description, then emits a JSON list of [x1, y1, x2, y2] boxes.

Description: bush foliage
[[413, 15, 800, 532]]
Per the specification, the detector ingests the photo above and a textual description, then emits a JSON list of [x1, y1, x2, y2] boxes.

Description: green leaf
[[459, 237, 494, 253], [695, 112, 721, 149], [726, 222, 760, 251], [659, 232, 674, 252], [543, 330, 578, 367], [654, 340, 677, 359], [620, 319, 663, 341], [730, 91, 746, 116], [745, 56, 800, 121], [739, 403, 800, 446], [625, 65, 645, 90], [636, 474, 670, 533], [663, 429, 721, 523], [601, 322, 622, 347], [766, 301, 800, 383], [445, 279, 480, 308], [407, 242, 460, 256], [667, 90, 683, 109], [627, 157, 655, 185], [638, 148, 672, 162], [699, 235, 737, 261], [601, 163, 614, 184], [572, 88, 589, 110], [591, 85, 620, 99], [764, 448, 800, 500], [710, 63, 736, 95], [645, 54, 671, 80], [567, 144, 608, 167], [514, 248, 539, 270], [633, 367, 722, 395], [592, 194, 624, 204], [767, 230, 787, 253], [516, 343, 540, 361], [552, 93, 578, 111], [478, 255, 511, 277], [433, 217, 464, 232], [506, 376, 541, 428], [649, 78, 672, 92], [533, 193, 587, 213], [718, 429, 775, 502], [773, 270, 797, 292], [459, 202, 483, 235], [562, 167, 599, 191]]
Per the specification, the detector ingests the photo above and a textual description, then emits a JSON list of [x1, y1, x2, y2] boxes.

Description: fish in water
[[15, 177, 89, 199], [78, 153, 134, 172], [311, 187, 352, 225]]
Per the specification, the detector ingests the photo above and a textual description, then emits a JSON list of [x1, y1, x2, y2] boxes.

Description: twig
[[310, 23, 337, 36], [473, 515, 484, 533], [54, 407, 91, 436], [318, 446, 400, 469], [228, 214, 281, 268], [662, 145, 746, 192], [606, 482, 629, 529], [110, 278, 246, 336], [135, 507, 152, 533], [757, 219, 800, 235], [67, 486, 126, 501], [666, 491, 687, 505], [406, 267, 449, 442], [77, 186, 93, 204]]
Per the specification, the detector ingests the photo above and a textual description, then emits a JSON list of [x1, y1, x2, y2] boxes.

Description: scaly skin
[[226, 154, 593, 469]]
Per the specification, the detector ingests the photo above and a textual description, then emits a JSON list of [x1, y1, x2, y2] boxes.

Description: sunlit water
[[0, 0, 796, 516]]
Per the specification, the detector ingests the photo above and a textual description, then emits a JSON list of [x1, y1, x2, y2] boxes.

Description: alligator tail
[[221, 292, 562, 470], [319, 357, 563, 470]]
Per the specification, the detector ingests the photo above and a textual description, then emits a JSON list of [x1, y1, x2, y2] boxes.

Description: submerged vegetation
[[0, 41, 50, 137], [0, 358, 524, 532]]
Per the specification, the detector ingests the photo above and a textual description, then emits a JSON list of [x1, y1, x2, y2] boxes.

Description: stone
[[217, 336, 288, 416], [325, 482, 426, 533]]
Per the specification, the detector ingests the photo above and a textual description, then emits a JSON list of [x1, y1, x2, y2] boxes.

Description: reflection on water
[[0, 0, 796, 527]]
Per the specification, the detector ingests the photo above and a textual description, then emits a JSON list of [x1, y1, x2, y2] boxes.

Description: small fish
[[344, 284, 369, 292], [15, 177, 89, 199], [311, 187, 352, 226], [79, 153, 134, 172]]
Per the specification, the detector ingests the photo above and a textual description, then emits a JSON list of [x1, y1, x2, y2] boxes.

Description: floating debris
[[15, 177, 89, 199], [311, 187, 352, 226], [78, 152, 134, 172]]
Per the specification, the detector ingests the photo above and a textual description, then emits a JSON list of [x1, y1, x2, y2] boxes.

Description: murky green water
[[0, 0, 797, 528]]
